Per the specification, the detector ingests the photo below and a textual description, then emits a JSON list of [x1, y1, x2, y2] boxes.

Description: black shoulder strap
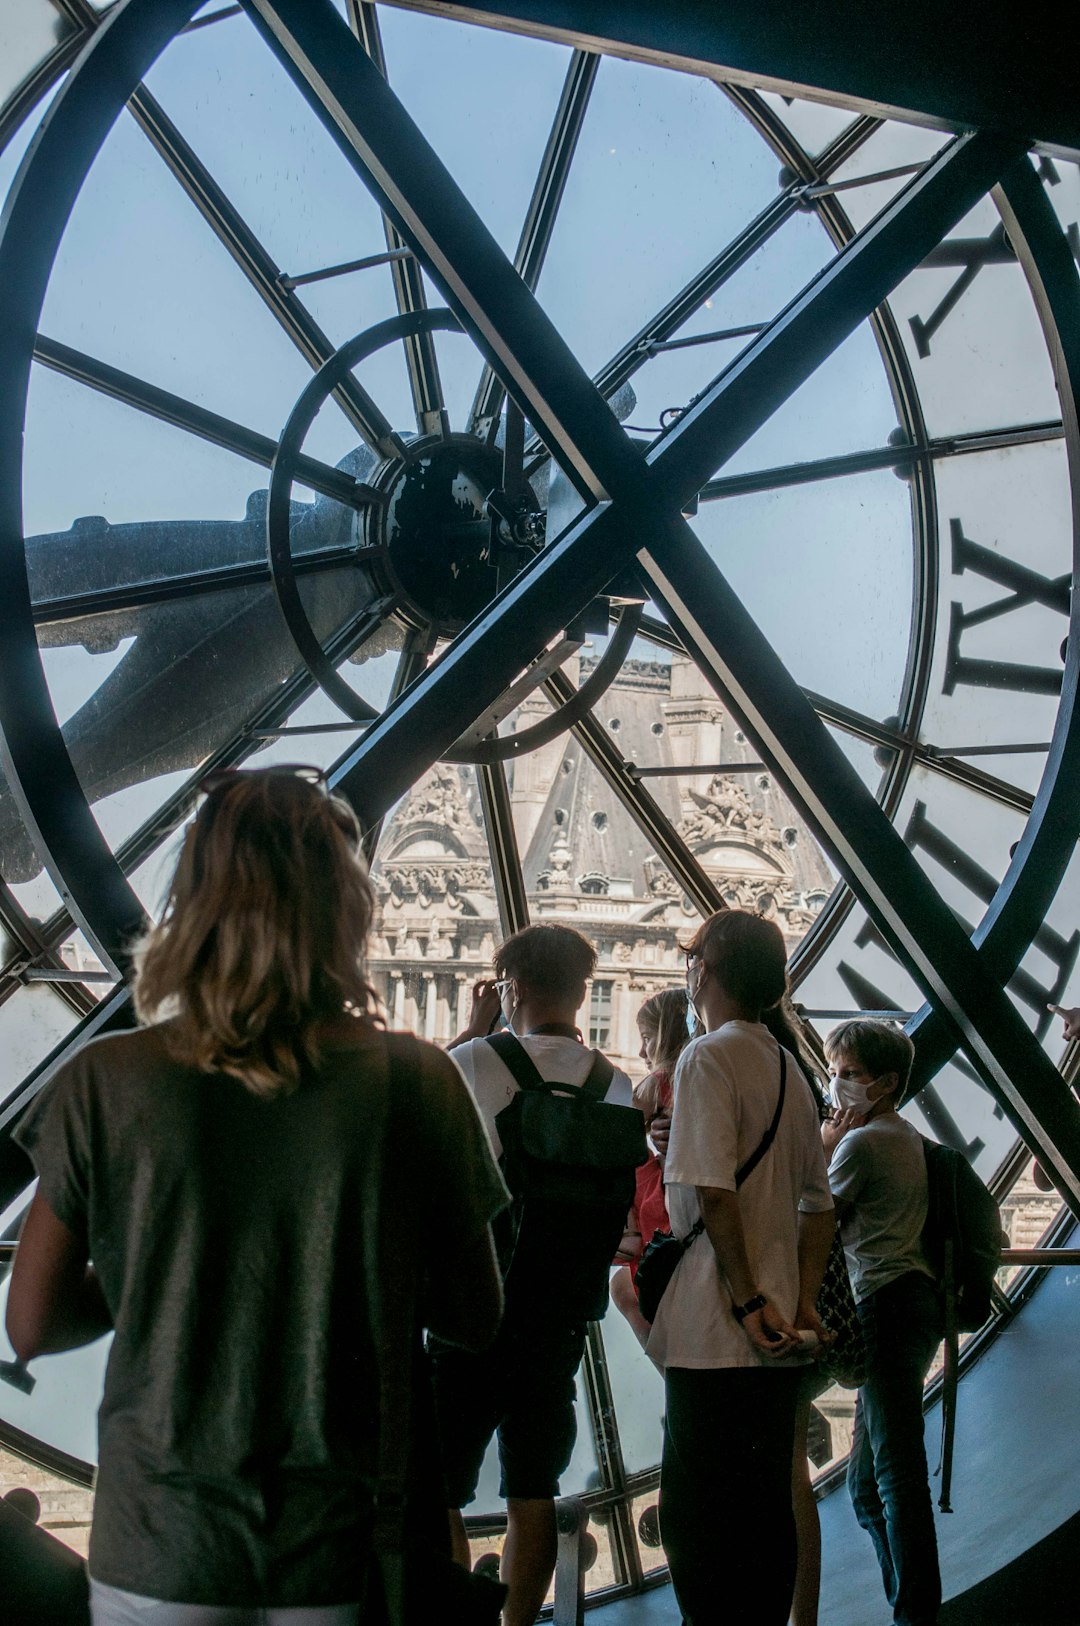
[[485, 1030, 548, 1092], [580, 1049, 615, 1101], [734, 1043, 787, 1188], [366, 1033, 417, 1626], [485, 1030, 614, 1101]]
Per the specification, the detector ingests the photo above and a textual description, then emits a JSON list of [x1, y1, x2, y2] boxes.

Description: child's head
[[635, 988, 688, 1119], [824, 1018, 914, 1112]]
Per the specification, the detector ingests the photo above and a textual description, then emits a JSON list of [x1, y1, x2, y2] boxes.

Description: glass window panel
[[689, 468, 914, 721], [1042, 152, 1080, 267], [0, 64, 62, 200], [0, 985, 80, 1108], [25, 345, 271, 541], [368, 763, 498, 1043], [796, 902, 923, 1029], [810, 1380, 860, 1482], [536, 58, 782, 375], [142, 14, 390, 301], [1009, 834, 1080, 1058], [602, 1295, 664, 1475], [0, 1275, 106, 1465], [630, 1488, 666, 1577], [23, 364, 398, 869], [890, 768, 1025, 927], [38, 104, 319, 441], [57, 929, 116, 1002], [725, 321, 903, 474], [902, 1054, 1014, 1182], [379, 7, 570, 264], [2, 860, 65, 928], [615, 212, 834, 436], [821, 119, 950, 234], [887, 194, 1062, 435], [755, 92, 864, 158], [918, 440, 1070, 754], [999, 1161, 1064, 1271], [0, 0, 72, 112], [623, 754, 836, 959]]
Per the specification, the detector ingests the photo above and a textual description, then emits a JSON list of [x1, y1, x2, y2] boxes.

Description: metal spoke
[[125, 85, 404, 459], [346, 0, 449, 438], [543, 669, 723, 919], [360, 631, 432, 863], [696, 419, 1065, 502], [33, 334, 383, 510], [634, 612, 1039, 815], [470, 49, 599, 437], [32, 543, 371, 628], [520, 110, 879, 468], [476, 757, 530, 935]]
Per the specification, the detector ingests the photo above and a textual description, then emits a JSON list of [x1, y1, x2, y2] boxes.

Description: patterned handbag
[[814, 1234, 865, 1389]]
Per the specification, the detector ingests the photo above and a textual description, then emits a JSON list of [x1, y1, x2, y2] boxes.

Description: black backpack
[[486, 1032, 649, 1324], [920, 1137, 1003, 1333], [920, 1137, 1004, 1512]]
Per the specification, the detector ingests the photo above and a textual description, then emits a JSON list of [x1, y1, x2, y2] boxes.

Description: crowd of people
[[5, 766, 962, 1626]]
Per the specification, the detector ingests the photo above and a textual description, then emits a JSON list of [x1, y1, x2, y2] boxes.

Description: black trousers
[[660, 1366, 802, 1626]]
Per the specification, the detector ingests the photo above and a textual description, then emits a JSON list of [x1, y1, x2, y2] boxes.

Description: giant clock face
[[1, 0, 1078, 1591]]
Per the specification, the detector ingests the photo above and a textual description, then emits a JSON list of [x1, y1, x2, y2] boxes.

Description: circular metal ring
[[446, 601, 643, 764], [267, 308, 464, 722]]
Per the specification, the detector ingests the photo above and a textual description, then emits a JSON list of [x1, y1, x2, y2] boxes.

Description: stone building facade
[[367, 652, 836, 1071]]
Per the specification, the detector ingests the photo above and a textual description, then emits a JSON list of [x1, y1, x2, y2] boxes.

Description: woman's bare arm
[[6, 1191, 111, 1361]]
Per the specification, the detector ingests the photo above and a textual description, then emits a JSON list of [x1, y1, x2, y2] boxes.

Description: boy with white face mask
[[823, 1020, 941, 1626]]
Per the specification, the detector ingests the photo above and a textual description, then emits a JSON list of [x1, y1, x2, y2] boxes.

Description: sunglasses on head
[[197, 763, 329, 798]]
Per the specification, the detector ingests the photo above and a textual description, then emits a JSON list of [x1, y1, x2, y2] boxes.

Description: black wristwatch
[[732, 1292, 768, 1323]]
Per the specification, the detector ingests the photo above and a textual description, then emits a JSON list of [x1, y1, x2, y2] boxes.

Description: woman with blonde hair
[[7, 766, 507, 1626], [611, 987, 689, 1345]]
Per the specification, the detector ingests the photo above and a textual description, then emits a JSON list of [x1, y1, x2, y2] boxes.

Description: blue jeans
[[848, 1272, 943, 1626]]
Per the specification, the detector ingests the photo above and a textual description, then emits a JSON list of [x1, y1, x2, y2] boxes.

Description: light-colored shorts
[[89, 1580, 360, 1626]]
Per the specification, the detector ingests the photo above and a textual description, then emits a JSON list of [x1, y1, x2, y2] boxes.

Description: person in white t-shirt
[[650, 910, 835, 1626], [432, 924, 633, 1626]]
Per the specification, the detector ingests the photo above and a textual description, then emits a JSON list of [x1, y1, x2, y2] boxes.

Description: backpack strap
[[485, 1030, 549, 1092], [734, 1044, 787, 1188], [485, 1030, 614, 1101], [580, 1049, 615, 1101]]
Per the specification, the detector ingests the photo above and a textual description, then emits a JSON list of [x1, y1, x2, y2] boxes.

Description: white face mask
[[829, 1073, 878, 1115]]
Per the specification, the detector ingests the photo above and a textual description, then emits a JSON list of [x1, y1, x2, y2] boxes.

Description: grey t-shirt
[[14, 1024, 507, 1607], [828, 1112, 935, 1301]]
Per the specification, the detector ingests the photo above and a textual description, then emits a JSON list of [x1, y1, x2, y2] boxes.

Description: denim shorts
[[89, 1581, 359, 1626]]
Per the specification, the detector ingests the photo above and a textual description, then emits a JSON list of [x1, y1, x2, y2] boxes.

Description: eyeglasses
[[492, 978, 514, 997], [197, 763, 329, 798]]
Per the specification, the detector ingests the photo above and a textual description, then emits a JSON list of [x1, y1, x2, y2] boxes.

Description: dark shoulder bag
[[364, 1034, 506, 1626], [636, 1043, 787, 1325]]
